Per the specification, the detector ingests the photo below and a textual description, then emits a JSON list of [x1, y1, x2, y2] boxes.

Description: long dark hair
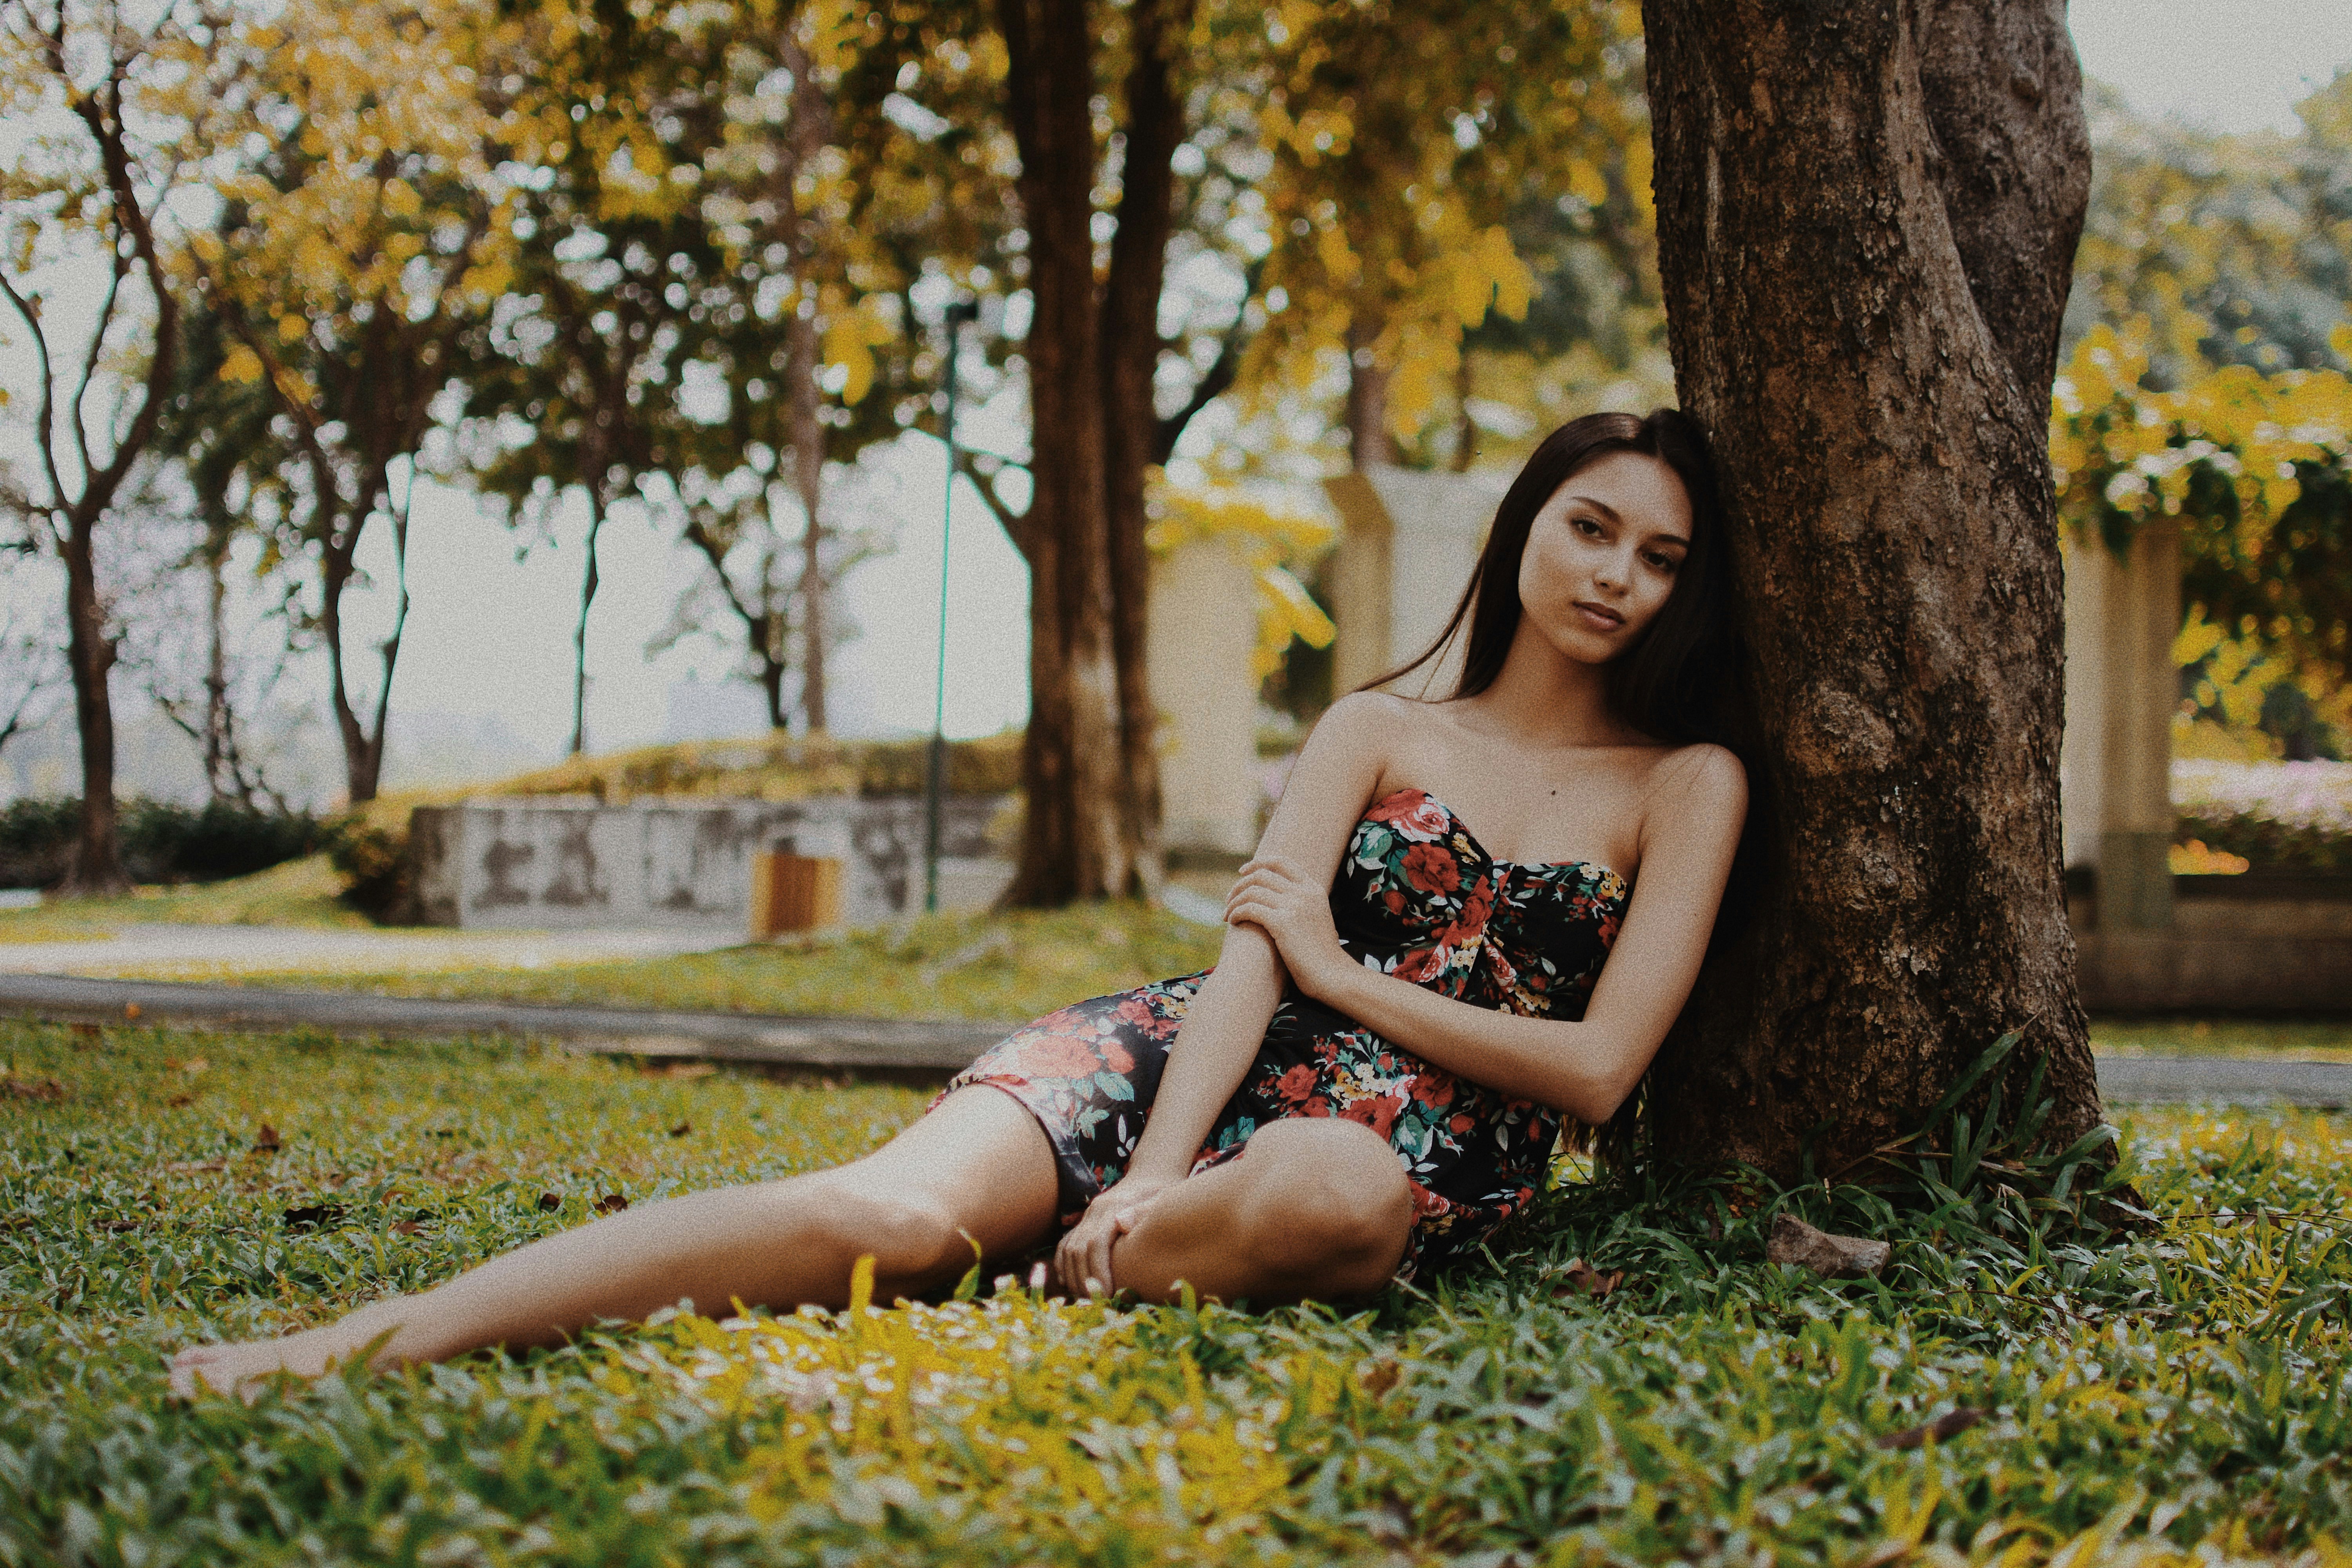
[[1363, 408, 1737, 747]]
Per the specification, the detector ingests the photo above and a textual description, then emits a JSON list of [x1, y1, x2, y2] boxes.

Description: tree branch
[[0, 270, 67, 535], [953, 449, 1032, 556]]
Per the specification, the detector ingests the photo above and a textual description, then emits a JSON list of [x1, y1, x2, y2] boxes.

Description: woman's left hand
[[1224, 855, 1349, 998]]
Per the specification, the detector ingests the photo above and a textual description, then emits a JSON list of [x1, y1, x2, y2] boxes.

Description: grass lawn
[[0, 857, 369, 941], [137, 900, 1231, 1026], [5, 1020, 2351, 1566]]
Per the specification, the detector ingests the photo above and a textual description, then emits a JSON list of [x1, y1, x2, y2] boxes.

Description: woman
[[171, 408, 1749, 1400]]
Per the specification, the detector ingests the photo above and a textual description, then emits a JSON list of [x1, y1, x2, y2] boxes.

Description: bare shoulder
[[1312, 689, 1421, 740], [1304, 689, 1433, 759], [1644, 742, 1748, 820]]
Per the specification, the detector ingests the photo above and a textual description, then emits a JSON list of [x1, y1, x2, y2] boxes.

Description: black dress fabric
[[940, 788, 1630, 1281]]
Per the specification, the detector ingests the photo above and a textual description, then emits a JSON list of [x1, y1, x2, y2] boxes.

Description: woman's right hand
[[1054, 1174, 1175, 1299]]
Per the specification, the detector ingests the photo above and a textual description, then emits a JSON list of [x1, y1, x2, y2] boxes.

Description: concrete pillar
[[1323, 466, 1502, 698], [2060, 521, 2181, 930], [1147, 535, 1262, 859]]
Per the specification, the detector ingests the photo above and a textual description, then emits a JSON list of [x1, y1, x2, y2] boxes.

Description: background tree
[[1234, 0, 1641, 468], [189, 0, 524, 803], [1639, 0, 2105, 1178], [2052, 322, 2352, 757], [456, 0, 717, 757], [2067, 73, 2352, 392], [0, 0, 213, 892]]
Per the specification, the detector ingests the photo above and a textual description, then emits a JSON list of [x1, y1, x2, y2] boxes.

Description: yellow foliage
[[1148, 478, 1337, 679], [218, 345, 264, 385], [820, 303, 896, 406]]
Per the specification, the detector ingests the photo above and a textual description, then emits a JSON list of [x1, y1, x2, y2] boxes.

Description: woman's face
[[1515, 450, 1695, 666]]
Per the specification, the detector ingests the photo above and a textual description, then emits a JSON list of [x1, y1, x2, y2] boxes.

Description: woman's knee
[[1236, 1120, 1415, 1284], [796, 1176, 975, 1285]]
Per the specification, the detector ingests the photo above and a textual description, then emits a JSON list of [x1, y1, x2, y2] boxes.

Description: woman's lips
[[1574, 601, 1624, 631]]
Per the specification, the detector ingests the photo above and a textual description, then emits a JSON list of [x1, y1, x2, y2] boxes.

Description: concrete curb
[[0, 972, 1005, 1074], [3, 972, 2349, 1106]]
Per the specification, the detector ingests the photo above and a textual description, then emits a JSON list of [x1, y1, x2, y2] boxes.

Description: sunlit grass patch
[[213, 898, 1228, 1024], [2092, 1018, 2352, 1062], [5, 1018, 2352, 1566], [0, 855, 369, 942]]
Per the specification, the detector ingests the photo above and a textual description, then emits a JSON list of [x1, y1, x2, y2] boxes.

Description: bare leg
[[1111, 1119, 1416, 1305], [169, 1087, 1058, 1400]]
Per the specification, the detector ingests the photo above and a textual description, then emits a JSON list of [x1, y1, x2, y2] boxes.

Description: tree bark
[[781, 29, 834, 735], [60, 523, 128, 895], [569, 485, 606, 757], [1639, 0, 2100, 1178], [1345, 314, 1399, 469], [786, 304, 828, 734], [1098, 0, 1189, 898], [998, 0, 1137, 904]]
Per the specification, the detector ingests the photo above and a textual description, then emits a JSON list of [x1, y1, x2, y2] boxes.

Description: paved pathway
[[2, 971, 2348, 1103]]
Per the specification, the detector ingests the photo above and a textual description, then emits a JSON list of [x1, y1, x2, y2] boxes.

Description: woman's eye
[[1572, 516, 1603, 538], [1645, 552, 1679, 572]]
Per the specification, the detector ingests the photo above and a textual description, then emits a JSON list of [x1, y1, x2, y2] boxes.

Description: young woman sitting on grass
[[172, 409, 1752, 1401]]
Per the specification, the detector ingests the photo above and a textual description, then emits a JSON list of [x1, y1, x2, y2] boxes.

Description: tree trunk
[[569, 485, 606, 757], [59, 522, 130, 896], [782, 29, 834, 735], [200, 508, 234, 802], [1639, 0, 2101, 1178], [998, 0, 1136, 905], [1097, 0, 1188, 899], [786, 306, 828, 735], [1345, 314, 1398, 468]]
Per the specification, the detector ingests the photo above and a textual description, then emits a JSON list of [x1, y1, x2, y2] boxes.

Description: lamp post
[[925, 299, 980, 915]]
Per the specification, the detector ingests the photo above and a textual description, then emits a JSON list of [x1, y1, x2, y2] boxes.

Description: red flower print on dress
[[1274, 1063, 1320, 1103], [1440, 878, 1494, 947], [1018, 1034, 1105, 1079], [1381, 888, 1406, 915], [1367, 790, 1450, 842], [1341, 1094, 1402, 1140], [1403, 843, 1461, 895], [1100, 1038, 1136, 1074], [1391, 946, 1444, 984]]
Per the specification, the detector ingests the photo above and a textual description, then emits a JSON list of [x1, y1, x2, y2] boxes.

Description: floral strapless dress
[[941, 789, 1631, 1281]]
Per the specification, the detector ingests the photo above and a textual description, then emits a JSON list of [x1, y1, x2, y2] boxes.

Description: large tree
[[0, 0, 207, 894], [1639, 1, 2105, 1177]]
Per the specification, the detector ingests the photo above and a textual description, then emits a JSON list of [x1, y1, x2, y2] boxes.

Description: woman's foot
[[168, 1316, 402, 1402]]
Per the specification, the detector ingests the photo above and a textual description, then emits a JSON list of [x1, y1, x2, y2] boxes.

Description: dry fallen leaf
[[537, 1192, 563, 1212], [1358, 1359, 1402, 1397], [165, 1093, 196, 1109], [389, 1220, 425, 1236], [668, 1120, 692, 1138], [1552, 1257, 1625, 1299], [252, 1124, 282, 1154], [3, 1078, 67, 1103], [123, 1003, 142, 1021], [1875, 1407, 1987, 1450], [1766, 1214, 1891, 1279], [594, 1192, 629, 1214]]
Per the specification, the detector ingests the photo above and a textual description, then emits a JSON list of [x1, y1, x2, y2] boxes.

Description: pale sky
[[5, 0, 2349, 805]]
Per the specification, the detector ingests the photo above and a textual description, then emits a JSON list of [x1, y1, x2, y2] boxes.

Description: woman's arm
[[1054, 695, 1398, 1295], [1225, 743, 1746, 1125]]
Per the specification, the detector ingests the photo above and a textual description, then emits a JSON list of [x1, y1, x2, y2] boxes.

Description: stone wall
[[405, 795, 1011, 931]]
